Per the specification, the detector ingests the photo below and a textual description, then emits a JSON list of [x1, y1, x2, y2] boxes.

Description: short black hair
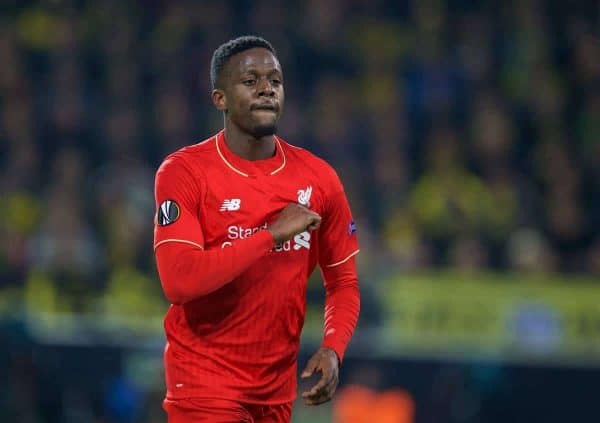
[[210, 35, 276, 90]]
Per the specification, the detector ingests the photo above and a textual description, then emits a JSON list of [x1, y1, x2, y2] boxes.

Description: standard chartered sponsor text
[[222, 223, 310, 251]]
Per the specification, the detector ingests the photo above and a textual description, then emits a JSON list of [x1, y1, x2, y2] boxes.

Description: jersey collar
[[215, 130, 286, 177]]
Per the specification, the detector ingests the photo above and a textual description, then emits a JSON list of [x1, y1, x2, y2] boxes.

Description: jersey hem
[[164, 392, 297, 406]]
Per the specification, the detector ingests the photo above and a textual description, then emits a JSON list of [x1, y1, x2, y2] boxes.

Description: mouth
[[251, 103, 278, 113]]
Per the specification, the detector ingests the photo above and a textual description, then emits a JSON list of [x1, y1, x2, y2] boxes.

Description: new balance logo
[[220, 199, 241, 211], [297, 186, 312, 207]]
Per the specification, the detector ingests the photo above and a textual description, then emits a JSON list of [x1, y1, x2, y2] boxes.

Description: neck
[[223, 120, 276, 161]]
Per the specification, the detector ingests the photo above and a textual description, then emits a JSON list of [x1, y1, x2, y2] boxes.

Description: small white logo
[[293, 231, 311, 250], [274, 230, 311, 252], [220, 199, 241, 211], [297, 186, 312, 206]]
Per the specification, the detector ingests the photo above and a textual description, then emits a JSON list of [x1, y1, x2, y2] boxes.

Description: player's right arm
[[153, 155, 275, 304], [153, 155, 320, 305]]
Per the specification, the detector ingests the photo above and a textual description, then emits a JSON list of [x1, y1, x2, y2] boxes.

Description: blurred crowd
[[1, 0, 600, 318]]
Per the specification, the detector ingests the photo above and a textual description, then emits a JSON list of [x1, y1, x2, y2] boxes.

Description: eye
[[271, 78, 282, 86], [243, 79, 256, 86]]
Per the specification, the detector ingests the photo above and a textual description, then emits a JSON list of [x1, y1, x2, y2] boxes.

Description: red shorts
[[163, 397, 293, 423]]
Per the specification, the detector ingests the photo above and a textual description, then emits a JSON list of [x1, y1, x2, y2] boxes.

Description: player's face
[[222, 48, 284, 138]]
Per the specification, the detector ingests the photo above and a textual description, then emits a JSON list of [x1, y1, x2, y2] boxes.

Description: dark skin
[[211, 47, 284, 160], [211, 47, 340, 406], [300, 347, 340, 405]]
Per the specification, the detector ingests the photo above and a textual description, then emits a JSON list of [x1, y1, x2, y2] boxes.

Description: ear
[[212, 89, 227, 112]]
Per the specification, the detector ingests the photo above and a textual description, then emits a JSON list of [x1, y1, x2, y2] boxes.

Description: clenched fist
[[268, 203, 321, 245]]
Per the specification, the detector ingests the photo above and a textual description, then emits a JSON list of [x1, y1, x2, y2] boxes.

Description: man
[[153, 35, 360, 422]]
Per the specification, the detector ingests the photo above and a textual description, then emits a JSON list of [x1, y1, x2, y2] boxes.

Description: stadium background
[[1, 0, 599, 421]]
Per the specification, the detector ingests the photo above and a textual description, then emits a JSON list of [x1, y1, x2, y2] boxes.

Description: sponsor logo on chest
[[216, 184, 315, 251], [222, 222, 311, 252]]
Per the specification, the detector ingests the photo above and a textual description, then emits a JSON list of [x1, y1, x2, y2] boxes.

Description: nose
[[257, 78, 275, 97]]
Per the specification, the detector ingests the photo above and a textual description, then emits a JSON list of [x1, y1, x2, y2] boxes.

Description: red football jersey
[[153, 130, 359, 404]]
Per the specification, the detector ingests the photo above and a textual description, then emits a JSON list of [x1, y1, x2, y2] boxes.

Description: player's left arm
[[301, 173, 360, 406]]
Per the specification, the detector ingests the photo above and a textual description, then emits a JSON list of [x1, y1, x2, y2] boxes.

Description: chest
[[198, 171, 324, 250]]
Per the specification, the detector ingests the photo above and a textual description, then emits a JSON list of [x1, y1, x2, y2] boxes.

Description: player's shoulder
[[278, 137, 339, 181], [157, 135, 219, 175]]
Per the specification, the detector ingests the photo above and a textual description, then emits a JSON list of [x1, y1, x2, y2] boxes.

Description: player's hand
[[268, 203, 321, 245], [300, 347, 339, 406]]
